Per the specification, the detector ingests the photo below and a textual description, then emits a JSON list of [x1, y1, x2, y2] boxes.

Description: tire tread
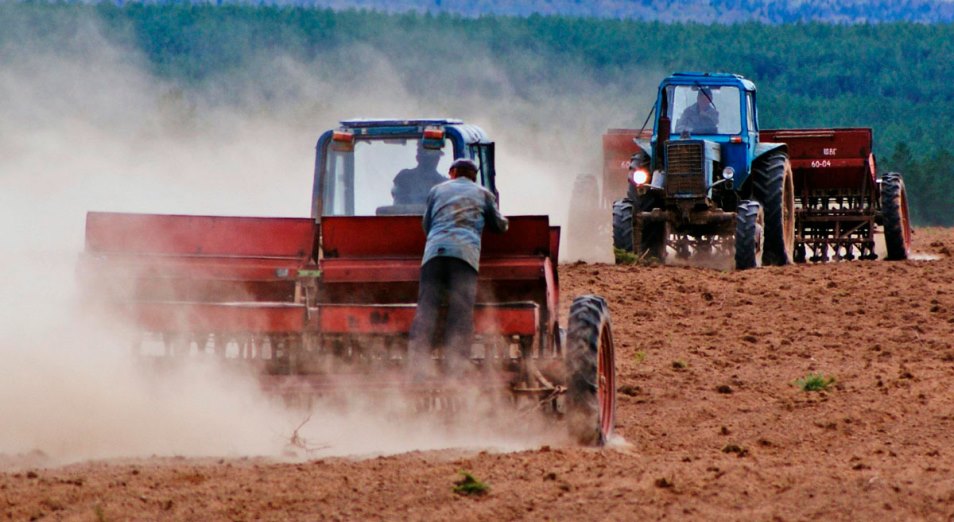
[[565, 295, 615, 446]]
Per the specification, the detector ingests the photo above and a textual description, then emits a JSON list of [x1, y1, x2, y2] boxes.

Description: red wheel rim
[[597, 324, 616, 440], [900, 188, 912, 253]]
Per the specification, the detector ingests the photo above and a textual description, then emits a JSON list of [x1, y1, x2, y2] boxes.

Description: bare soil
[[4, 229, 954, 521]]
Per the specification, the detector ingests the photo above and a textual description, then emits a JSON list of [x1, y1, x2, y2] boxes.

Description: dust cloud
[[0, 14, 647, 465]]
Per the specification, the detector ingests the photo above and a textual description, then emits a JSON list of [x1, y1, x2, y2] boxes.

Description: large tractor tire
[[751, 151, 795, 266], [881, 172, 912, 260], [565, 295, 616, 446], [612, 198, 634, 252], [735, 200, 763, 270], [613, 193, 666, 261]]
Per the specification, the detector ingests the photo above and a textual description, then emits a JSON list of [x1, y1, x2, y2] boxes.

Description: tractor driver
[[407, 158, 509, 379], [391, 142, 448, 206], [674, 87, 720, 134]]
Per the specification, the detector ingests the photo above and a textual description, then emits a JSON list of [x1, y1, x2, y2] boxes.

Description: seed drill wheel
[[752, 151, 795, 265], [565, 295, 616, 446], [881, 172, 912, 260], [735, 200, 763, 270]]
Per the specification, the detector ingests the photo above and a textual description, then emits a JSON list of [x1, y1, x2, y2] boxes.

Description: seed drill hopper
[[79, 119, 616, 445]]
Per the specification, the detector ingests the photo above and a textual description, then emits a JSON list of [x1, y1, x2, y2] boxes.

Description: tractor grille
[[665, 142, 706, 198]]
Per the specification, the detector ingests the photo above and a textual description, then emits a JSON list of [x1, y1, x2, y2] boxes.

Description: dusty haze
[[0, 16, 656, 466]]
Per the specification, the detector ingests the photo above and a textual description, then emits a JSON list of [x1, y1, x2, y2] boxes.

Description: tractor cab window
[[746, 92, 757, 132], [468, 145, 489, 187], [323, 138, 454, 216], [668, 85, 742, 135]]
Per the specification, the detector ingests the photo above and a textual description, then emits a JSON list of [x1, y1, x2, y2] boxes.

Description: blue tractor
[[612, 72, 795, 269]]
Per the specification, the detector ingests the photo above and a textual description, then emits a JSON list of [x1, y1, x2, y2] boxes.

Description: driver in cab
[[674, 87, 719, 134], [391, 142, 448, 206]]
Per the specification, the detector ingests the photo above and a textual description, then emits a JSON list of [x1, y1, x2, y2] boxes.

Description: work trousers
[[408, 256, 478, 375]]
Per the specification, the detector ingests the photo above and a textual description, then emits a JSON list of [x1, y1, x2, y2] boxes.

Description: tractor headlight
[[722, 166, 735, 180], [632, 168, 650, 186]]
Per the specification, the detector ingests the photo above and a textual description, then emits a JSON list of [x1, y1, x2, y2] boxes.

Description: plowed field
[[3, 229, 953, 521]]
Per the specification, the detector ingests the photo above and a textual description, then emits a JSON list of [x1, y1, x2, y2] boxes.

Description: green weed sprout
[[453, 471, 489, 496], [795, 373, 835, 392]]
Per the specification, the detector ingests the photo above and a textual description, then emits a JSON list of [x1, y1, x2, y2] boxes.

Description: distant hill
[[277, 0, 954, 24]]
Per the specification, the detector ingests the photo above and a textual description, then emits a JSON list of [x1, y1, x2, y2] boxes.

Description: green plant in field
[[633, 350, 647, 364], [614, 247, 638, 265], [795, 373, 835, 392], [453, 471, 489, 496], [614, 248, 660, 266]]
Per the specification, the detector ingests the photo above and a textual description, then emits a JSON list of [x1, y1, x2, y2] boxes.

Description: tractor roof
[[336, 118, 491, 145], [671, 72, 743, 79], [339, 118, 464, 128], [665, 72, 756, 92]]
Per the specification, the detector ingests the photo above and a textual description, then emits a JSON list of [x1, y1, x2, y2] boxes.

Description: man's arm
[[484, 192, 509, 233]]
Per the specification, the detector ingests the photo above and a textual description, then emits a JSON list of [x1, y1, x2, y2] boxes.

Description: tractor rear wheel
[[735, 200, 763, 270], [612, 198, 634, 252], [881, 172, 912, 260], [752, 151, 795, 266], [565, 295, 616, 446]]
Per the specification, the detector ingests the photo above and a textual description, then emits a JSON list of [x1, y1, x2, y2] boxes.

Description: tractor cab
[[618, 72, 793, 269], [312, 119, 497, 219], [639, 72, 761, 195]]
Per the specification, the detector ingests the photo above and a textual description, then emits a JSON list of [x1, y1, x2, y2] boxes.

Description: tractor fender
[[735, 142, 788, 190], [635, 139, 653, 164], [737, 142, 787, 194], [753, 141, 787, 163]]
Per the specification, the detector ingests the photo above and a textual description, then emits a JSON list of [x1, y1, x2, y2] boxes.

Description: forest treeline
[[298, 0, 954, 24], [2, 2, 951, 224]]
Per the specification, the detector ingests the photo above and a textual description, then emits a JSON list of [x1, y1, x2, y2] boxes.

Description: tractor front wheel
[[881, 172, 912, 260], [612, 198, 634, 252], [613, 196, 666, 261], [735, 200, 763, 270], [565, 295, 616, 446], [752, 151, 795, 266]]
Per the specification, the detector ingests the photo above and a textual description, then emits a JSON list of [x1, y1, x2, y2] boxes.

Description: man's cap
[[450, 158, 479, 172], [698, 87, 712, 96]]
